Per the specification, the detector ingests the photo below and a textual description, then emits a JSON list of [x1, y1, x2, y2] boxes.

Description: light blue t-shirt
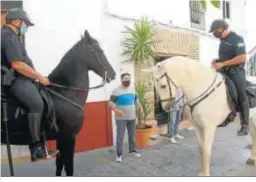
[[110, 86, 138, 121]]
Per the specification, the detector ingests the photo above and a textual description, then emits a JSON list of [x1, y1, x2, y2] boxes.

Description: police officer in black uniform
[[209, 19, 249, 136], [1, 8, 58, 161]]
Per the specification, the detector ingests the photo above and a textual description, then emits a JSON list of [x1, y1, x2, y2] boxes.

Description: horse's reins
[[157, 71, 224, 112], [50, 81, 104, 92], [44, 40, 108, 110]]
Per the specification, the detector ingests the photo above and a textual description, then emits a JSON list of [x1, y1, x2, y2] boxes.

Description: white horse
[[145, 56, 256, 176]]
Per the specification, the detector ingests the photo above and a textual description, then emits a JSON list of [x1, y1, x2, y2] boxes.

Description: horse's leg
[[194, 126, 204, 175], [56, 133, 76, 176], [200, 127, 216, 176], [247, 117, 256, 165], [55, 136, 64, 176], [63, 134, 76, 176]]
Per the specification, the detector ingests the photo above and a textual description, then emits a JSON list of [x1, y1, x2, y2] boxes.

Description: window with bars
[[247, 54, 256, 76], [189, 1, 205, 30], [222, 1, 231, 19]]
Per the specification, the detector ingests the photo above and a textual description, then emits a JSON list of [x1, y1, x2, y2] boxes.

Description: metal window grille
[[222, 1, 231, 19], [247, 54, 256, 76], [189, 1, 205, 30]]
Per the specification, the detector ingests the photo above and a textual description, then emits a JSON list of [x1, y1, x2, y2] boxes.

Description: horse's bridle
[[50, 42, 108, 92], [45, 42, 109, 110], [155, 71, 224, 112]]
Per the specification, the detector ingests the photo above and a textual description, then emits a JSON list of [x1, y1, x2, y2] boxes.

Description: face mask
[[213, 29, 224, 39], [122, 80, 131, 87], [20, 24, 28, 35], [213, 31, 221, 38]]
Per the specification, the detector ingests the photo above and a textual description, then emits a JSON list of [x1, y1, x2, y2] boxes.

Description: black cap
[[5, 8, 34, 26], [209, 19, 228, 33]]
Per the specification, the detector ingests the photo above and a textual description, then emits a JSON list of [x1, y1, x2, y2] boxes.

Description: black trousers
[[227, 68, 249, 126], [10, 76, 44, 114]]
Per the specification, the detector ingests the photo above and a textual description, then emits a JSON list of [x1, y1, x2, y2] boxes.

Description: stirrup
[[31, 145, 59, 162], [42, 143, 59, 160], [41, 131, 59, 160]]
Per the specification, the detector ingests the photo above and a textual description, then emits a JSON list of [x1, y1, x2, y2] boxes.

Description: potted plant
[[135, 80, 153, 148], [121, 17, 158, 148]]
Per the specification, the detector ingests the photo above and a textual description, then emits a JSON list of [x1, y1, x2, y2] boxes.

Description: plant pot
[[135, 124, 154, 148]]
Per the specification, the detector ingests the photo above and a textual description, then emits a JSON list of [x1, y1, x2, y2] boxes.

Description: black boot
[[237, 125, 248, 136], [28, 113, 47, 161], [217, 112, 236, 127]]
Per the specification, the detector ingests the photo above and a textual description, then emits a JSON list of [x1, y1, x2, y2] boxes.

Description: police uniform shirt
[[1, 25, 35, 70], [218, 31, 246, 68]]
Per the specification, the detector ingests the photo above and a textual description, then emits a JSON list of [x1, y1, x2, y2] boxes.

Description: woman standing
[[169, 88, 185, 144]]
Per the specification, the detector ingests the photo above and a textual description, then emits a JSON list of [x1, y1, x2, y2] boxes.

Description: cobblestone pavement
[[1, 123, 256, 177]]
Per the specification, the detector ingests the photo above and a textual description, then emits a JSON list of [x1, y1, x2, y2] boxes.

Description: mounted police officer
[[1, 8, 57, 161], [209, 19, 249, 136]]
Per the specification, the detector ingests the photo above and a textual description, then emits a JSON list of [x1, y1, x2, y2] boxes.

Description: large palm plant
[[121, 17, 157, 65]]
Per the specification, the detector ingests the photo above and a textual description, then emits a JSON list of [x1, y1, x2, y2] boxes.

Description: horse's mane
[[157, 56, 197, 67], [158, 56, 215, 76]]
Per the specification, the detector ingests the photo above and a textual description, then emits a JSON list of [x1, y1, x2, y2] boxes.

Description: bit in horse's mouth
[[106, 77, 112, 83]]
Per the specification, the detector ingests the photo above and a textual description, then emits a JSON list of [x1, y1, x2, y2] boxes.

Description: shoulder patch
[[237, 42, 245, 48]]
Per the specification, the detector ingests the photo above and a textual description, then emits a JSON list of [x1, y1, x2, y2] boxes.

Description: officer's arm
[[11, 61, 42, 80], [222, 39, 247, 67], [4, 36, 44, 80]]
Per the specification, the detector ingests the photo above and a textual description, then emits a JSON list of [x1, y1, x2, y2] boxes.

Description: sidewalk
[[1, 122, 255, 177]]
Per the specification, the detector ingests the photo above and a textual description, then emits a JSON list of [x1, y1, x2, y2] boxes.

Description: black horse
[[1, 30, 116, 176]]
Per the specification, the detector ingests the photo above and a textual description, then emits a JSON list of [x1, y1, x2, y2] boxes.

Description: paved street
[[1, 122, 256, 177]]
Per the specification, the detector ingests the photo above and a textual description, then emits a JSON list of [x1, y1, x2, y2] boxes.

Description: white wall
[[23, 0, 123, 103], [107, 0, 246, 66], [199, 36, 219, 66], [245, 0, 256, 51]]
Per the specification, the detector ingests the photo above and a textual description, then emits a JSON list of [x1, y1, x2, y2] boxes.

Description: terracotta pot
[[135, 125, 154, 148]]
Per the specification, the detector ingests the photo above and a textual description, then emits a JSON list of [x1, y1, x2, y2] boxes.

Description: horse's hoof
[[198, 173, 210, 176], [246, 158, 255, 165]]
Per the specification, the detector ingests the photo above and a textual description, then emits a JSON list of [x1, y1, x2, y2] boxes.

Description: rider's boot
[[237, 103, 249, 136], [217, 111, 236, 127], [237, 125, 248, 136], [28, 113, 47, 162], [28, 113, 59, 162]]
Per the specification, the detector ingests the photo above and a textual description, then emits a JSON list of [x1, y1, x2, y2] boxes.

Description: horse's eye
[[160, 85, 166, 89]]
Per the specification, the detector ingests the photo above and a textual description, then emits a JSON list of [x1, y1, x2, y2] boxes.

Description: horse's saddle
[[1, 85, 58, 145], [224, 75, 256, 110], [220, 73, 256, 126]]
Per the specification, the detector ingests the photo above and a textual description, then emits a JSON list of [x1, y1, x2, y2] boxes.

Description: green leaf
[[200, 0, 207, 10], [135, 81, 152, 121], [121, 16, 158, 65], [210, 0, 220, 8]]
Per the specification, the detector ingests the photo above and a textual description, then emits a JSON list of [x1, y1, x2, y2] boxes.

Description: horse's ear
[[84, 30, 89, 38]]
